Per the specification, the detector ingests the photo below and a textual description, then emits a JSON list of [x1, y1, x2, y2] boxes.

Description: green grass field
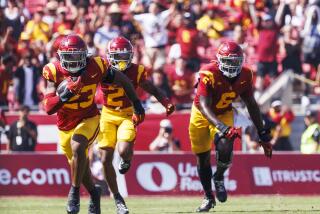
[[1, 196, 320, 214]]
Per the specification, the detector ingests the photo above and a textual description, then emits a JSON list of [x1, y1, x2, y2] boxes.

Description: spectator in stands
[[83, 32, 97, 57], [0, 18, 16, 54], [249, 0, 285, 98], [167, 57, 195, 110], [42, 1, 58, 27], [94, 15, 120, 56], [3, 0, 24, 41], [132, 1, 175, 70], [89, 3, 108, 31], [176, 12, 202, 72], [151, 69, 171, 98], [0, 54, 14, 106], [146, 69, 172, 114], [7, 105, 37, 152], [233, 24, 247, 50], [301, 110, 320, 154], [301, 4, 320, 79], [268, 100, 295, 151], [23, 8, 50, 44], [196, 4, 226, 41], [53, 7, 73, 35], [149, 119, 181, 152], [279, 25, 303, 75], [0, 108, 7, 149], [13, 52, 41, 108]]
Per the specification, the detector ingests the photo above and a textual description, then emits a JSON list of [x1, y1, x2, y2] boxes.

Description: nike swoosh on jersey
[[240, 81, 246, 84], [91, 73, 98, 78]]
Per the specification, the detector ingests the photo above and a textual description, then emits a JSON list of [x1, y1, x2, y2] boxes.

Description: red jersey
[[257, 24, 280, 62], [101, 63, 148, 110], [194, 61, 253, 115], [176, 27, 200, 59], [42, 57, 107, 131]]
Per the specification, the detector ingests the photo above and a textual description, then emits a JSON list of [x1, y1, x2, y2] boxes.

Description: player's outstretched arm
[[240, 94, 264, 131], [241, 94, 272, 158], [139, 79, 175, 116]]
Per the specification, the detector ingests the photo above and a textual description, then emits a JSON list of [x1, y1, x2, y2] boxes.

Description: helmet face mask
[[107, 37, 133, 72], [58, 34, 88, 74], [107, 51, 133, 71], [58, 50, 87, 73], [217, 54, 243, 78], [216, 41, 244, 79]]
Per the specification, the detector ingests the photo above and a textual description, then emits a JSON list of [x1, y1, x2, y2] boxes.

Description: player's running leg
[[82, 159, 101, 214], [117, 141, 134, 174], [100, 148, 129, 214], [67, 134, 89, 214], [117, 119, 136, 175], [195, 150, 216, 212], [213, 137, 234, 203]]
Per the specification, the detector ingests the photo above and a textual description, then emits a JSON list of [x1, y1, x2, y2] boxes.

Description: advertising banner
[[0, 154, 70, 196], [1, 153, 320, 196], [125, 153, 320, 195]]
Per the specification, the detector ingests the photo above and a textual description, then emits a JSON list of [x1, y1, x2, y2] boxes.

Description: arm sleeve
[[43, 92, 63, 115]]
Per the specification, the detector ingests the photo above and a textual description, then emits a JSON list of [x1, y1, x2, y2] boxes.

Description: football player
[[189, 41, 272, 212], [42, 34, 144, 214], [98, 37, 175, 214]]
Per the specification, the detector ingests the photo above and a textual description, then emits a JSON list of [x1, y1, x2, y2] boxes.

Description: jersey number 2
[[107, 87, 125, 107]]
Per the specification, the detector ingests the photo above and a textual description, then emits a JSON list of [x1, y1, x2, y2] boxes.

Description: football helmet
[[107, 37, 133, 71], [58, 34, 87, 74], [52, 34, 65, 59], [216, 41, 244, 78]]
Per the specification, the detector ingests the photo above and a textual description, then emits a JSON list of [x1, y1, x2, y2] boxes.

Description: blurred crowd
[[0, 0, 320, 112], [1, 0, 320, 153]]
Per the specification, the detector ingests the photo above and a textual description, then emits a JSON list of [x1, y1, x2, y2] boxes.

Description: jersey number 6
[[216, 92, 236, 109]]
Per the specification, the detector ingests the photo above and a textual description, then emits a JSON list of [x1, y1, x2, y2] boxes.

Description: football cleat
[[196, 196, 216, 212], [213, 175, 227, 202], [88, 185, 101, 214], [66, 188, 80, 214], [118, 159, 131, 174], [115, 194, 129, 214]]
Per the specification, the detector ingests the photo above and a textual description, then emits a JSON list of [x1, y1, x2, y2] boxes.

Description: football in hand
[[56, 77, 78, 95]]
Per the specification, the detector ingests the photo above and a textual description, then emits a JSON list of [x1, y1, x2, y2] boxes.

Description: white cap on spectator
[[271, 100, 282, 108], [46, 1, 58, 10], [160, 119, 172, 128], [108, 3, 122, 13]]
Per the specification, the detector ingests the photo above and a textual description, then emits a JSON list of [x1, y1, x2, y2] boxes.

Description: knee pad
[[215, 137, 234, 168], [215, 150, 233, 168]]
